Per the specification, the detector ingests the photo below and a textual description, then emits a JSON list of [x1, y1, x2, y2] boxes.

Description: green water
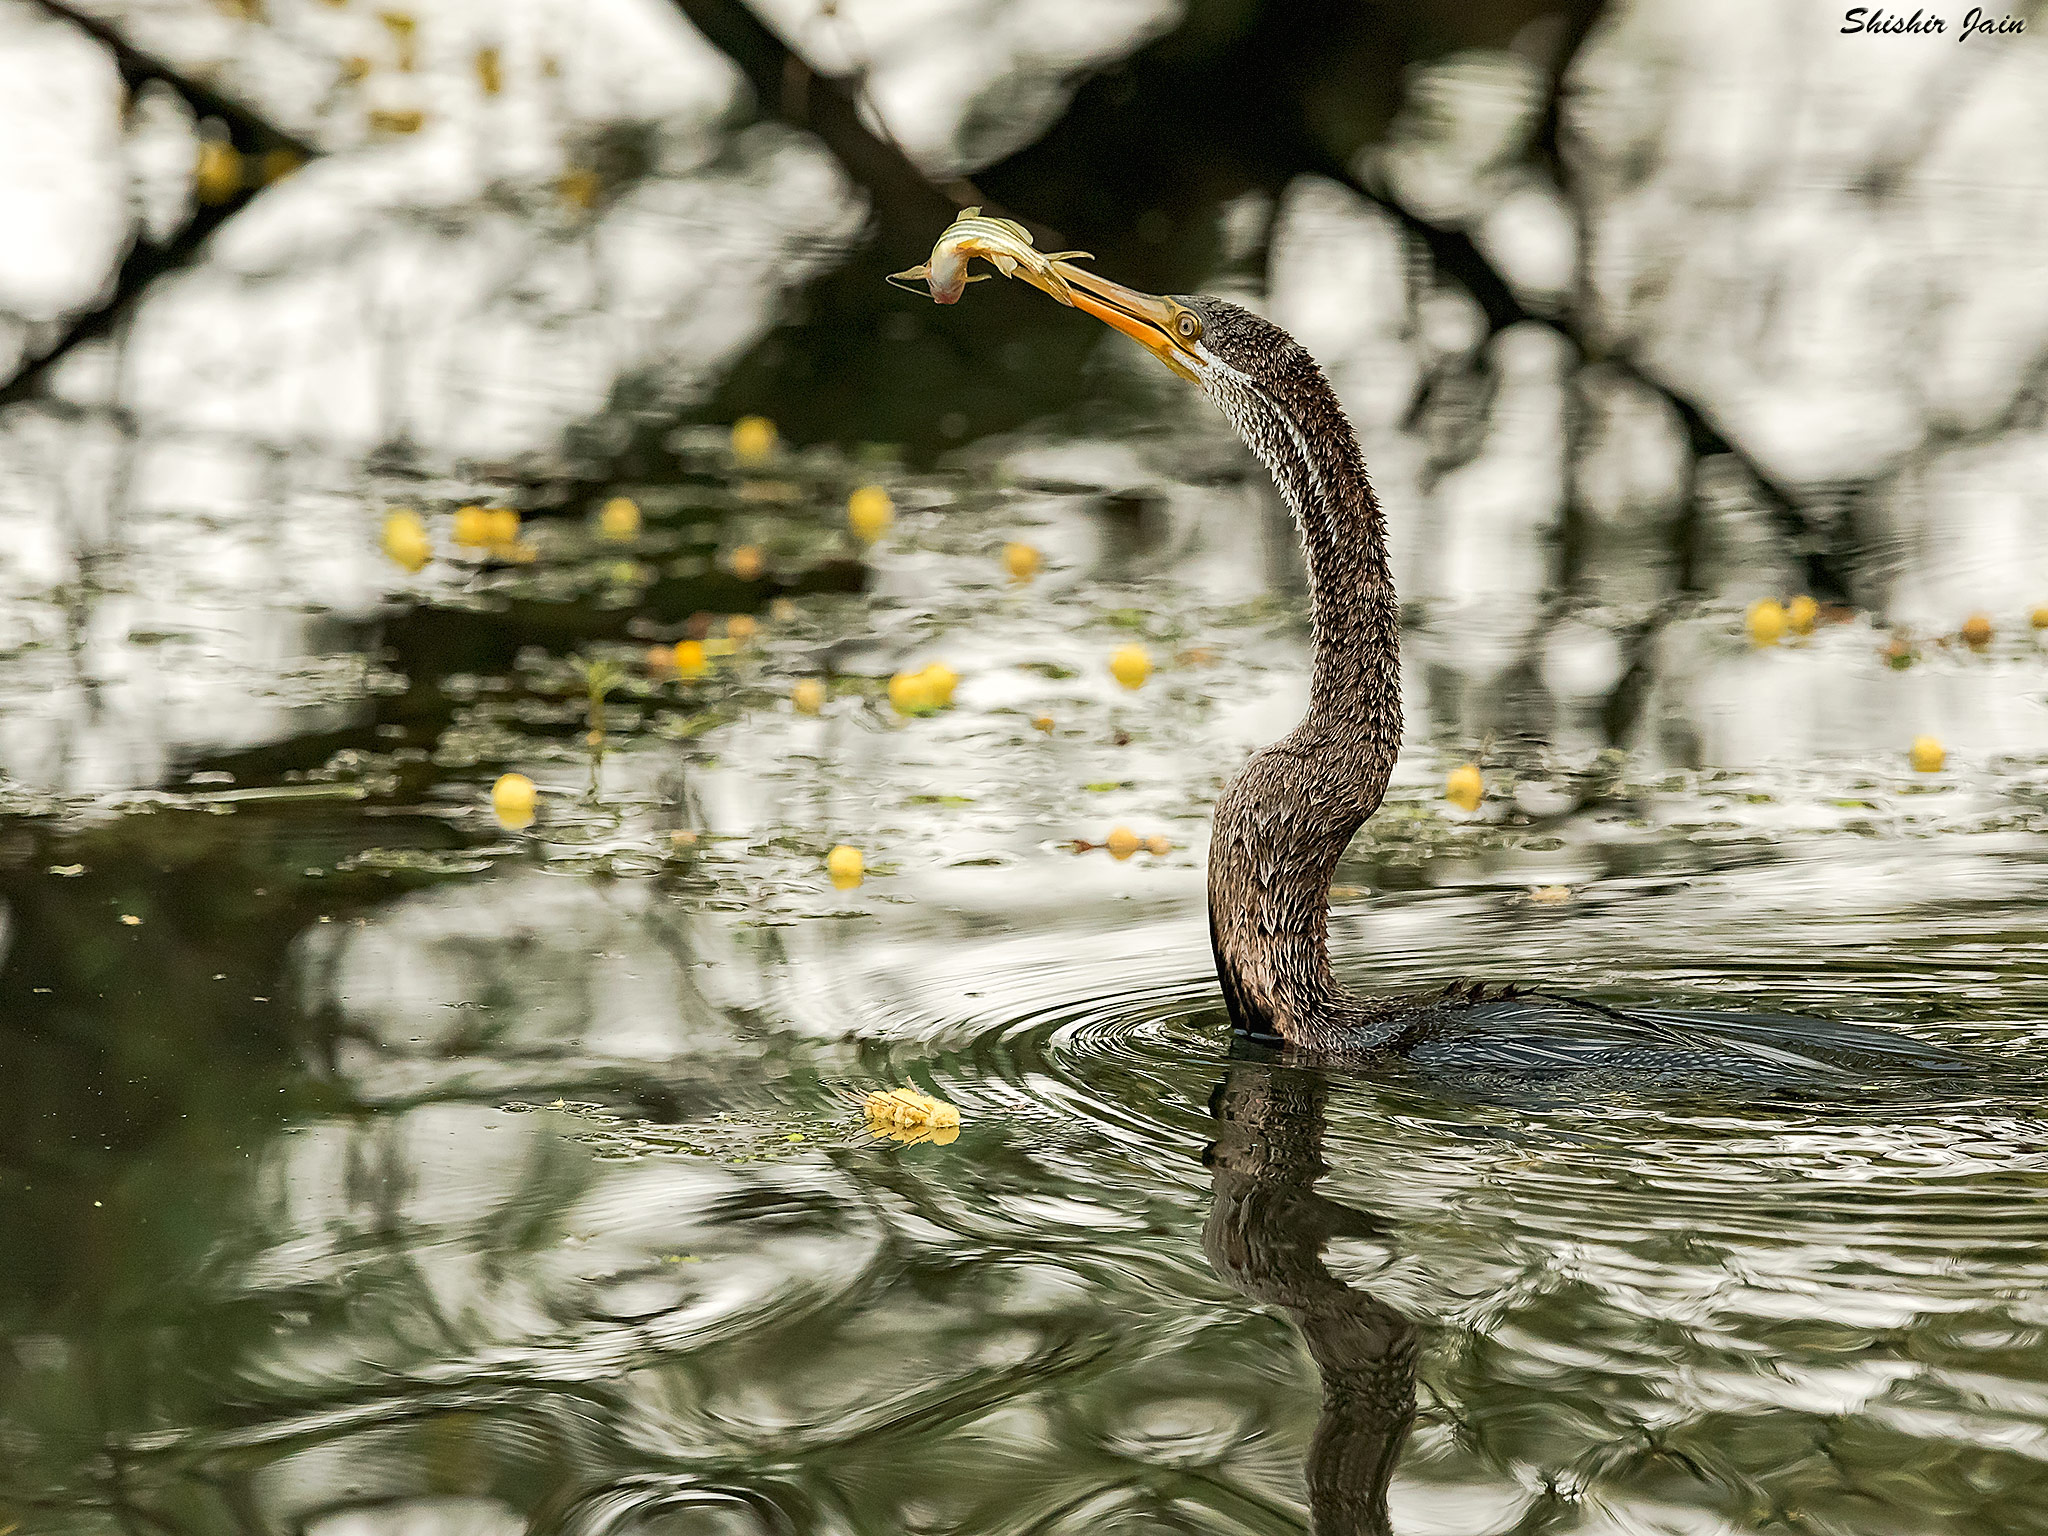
[[8, 429, 2048, 1536]]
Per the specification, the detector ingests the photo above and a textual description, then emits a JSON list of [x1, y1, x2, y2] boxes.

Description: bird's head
[[1041, 266, 1308, 395], [1028, 263, 1333, 480]]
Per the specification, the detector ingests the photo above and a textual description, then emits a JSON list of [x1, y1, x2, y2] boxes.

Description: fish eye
[[1176, 312, 1202, 342]]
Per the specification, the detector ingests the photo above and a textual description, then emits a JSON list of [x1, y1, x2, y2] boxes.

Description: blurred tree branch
[[668, 0, 972, 257], [0, 0, 321, 410], [672, 0, 1839, 599]]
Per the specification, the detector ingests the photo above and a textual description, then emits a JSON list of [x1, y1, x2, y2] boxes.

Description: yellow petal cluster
[[731, 416, 777, 466], [826, 843, 864, 888], [382, 508, 431, 571], [848, 485, 894, 543], [491, 772, 536, 829], [1109, 644, 1151, 690], [1445, 763, 1483, 813]]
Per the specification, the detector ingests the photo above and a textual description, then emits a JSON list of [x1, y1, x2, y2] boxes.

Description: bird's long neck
[[1207, 360, 1401, 1047]]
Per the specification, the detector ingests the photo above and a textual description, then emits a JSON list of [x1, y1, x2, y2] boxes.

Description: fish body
[[887, 207, 1092, 307]]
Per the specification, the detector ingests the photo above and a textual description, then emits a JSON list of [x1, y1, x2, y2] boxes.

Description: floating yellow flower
[[491, 772, 536, 829], [1746, 598, 1786, 647], [730, 545, 765, 581], [1909, 735, 1946, 773], [673, 640, 707, 679], [726, 613, 757, 643], [1104, 826, 1140, 861], [888, 669, 936, 715], [1144, 834, 1171, 856], [645, 644, 673, 674], [598, 496, 640, 540], [826, 843, 864, 889], [863, 1086, 960, 1143], [1529, 885, 1572, 905], [920, 662, 959, 706], [1445, 763, 1483, 812], [486, 507, 520, 546], [792, 677, 826, 714], [382, 508, 431, 571], [452, 505, 493, 546], [1961, 613, 1993, 651], [731, 416, 777, 466], [1032, 714, 1054, 734], [194, 140, 243, 204], [1787, 594, 1818, 636], [1109, 644, 1151, 690], [1003, 541, 1042, 582], [847, 485, 894, 543], [2032, 605, 2048, 631]]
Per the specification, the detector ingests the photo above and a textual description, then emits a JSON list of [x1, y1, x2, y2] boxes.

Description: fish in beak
[[890, 209, 1206, 381]]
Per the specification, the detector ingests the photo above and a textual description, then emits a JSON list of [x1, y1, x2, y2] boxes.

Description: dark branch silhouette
[[0, 0, 322, 409]]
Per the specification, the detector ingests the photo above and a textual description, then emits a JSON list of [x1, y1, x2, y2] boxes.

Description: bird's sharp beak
[[1020, 260, 1204, 382]]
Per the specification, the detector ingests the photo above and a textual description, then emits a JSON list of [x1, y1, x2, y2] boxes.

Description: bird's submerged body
[[897, 219, 1986, 1082]]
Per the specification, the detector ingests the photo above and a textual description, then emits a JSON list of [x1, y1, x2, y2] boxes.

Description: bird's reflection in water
[[1203, 1062, 1419, 1536]]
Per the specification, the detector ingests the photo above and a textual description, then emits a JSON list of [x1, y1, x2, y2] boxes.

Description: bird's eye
[[1176, 312, 1202, 342]]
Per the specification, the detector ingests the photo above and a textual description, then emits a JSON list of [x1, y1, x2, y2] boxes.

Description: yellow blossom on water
[[120, 914, 142, 926], [1144, 834, 1171, 857], [2032, 605, 2048, 631], [194, 140, 242, 205], [919, 662, 959, 706], [863, 1088, 959, 1145], [792, 677, 826, 714], [731, 416, 777, 466], [1746, 598, 1786, 647], [452, 505, 493, 546], [474, 45, 502, 95], [1787, 594, 1818, 636], [730, 545, 765, 581], [1910, 735, 1946, 773], [673, 640, 707, 679], [1530, 885, 1572, 905], [1032, 714, 1054, 733], [382, 508, 431, 571], [599, 496, 640, 540], [645, 645, 673, 674], [888, 670, 937, 715], [726, 613, 758, 643], [1003, 541, 1042, 581], [1445, 763, 1483, 813], [847, 485, 894, 542], [491, 772, 536, 830], [1109, 644, 1152, 690], [1961, 613, 1993, 651], [826, 844, 864, 889], [1105, 826, 1140, 861], [485, 507, 520, 546]]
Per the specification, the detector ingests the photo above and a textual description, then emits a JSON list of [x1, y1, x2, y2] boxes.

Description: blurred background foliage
[[9, 2, 2048, 1533]]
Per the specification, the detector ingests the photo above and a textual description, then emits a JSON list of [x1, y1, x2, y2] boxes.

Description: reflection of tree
[[2, 0, 320, 408], [1204, 1063, 1417, 1535]]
